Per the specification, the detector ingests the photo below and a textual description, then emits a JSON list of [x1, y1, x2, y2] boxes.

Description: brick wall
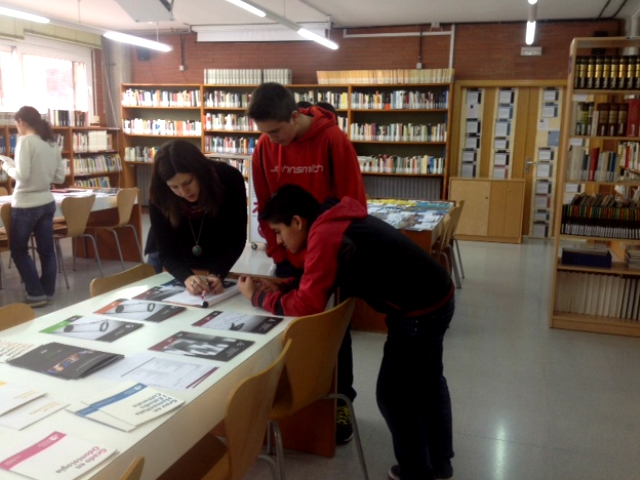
[[128, 20, 620, 84]]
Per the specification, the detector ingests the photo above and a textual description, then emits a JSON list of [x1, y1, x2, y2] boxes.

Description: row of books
[[565, 146, 620, 182], [203, 68, 292, 85], [204, 135, 256, 154], [358, 154, 445, 174], [204, 90, 251, 108], [122, 89, 202, 108], [625, 245, 640, 269], [123, 146, 159, 162], [0, 111, 16, 125], [349, 122, 447, 142], [567, 191, 637, 208], [573, 55, 640, 90], [73, 155, 122, 175], [73, 131, 113, 152], [560, 209, 640, 240], [350, 90, 449, 110], [316, 68, 454, 85], [48, 109, 90, 127], [293, 91, 349, 109], [555, 271, 640, 320], [74, 176, 113, 188], [122, 119, 203, 136], [203, 113, 258, 132], [218, 158, 248, 176], [573, 101, 631, 137]]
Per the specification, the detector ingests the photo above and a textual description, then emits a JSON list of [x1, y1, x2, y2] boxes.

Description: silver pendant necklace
[[188, 216, 205, 257]]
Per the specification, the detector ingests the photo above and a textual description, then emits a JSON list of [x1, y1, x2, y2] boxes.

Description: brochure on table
[[149, 331, 254, 361], [0, 396, 68, 431], [0, 382, 45, 416], [193, 310, 283, 334], [40, 316, 143, 343], [67, 381, 184, 432], [0, 430, 117, 480], [134, 279, 240, 308], [94, 299, 185, 323]]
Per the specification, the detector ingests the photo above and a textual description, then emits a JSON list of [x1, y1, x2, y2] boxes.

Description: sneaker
[[24, 295, 47, 308], [388, 464, 454, 480], [336, 405, 354, 444], [46, 296, 54, 304]]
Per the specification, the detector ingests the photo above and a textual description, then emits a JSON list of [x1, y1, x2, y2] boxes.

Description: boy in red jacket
[[238, 184, 455, 480], [248, 82, 366, 443]]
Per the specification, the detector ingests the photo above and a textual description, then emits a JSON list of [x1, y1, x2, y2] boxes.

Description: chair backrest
[[0, 187, 8, 196], [431, 214, 452, 258], [0, 202, 11, 241], [115, 188, 139, 227], [448, 202, 464, 241], [90, 263, 156, 297], [271, 298, 355, 417], [117, 457, 144, 480], [59, 194, 96, 237], [0, 303, 36, 330], [225, 339, 291, 480]]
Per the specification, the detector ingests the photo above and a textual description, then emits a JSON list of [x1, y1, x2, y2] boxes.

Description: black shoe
[[388, 464, 454, 480], [336, 405, 354, 444]]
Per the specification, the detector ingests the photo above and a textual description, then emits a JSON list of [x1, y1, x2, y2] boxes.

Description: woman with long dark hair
[[148, 140, 247, 294], [2, 106, 65, 307]]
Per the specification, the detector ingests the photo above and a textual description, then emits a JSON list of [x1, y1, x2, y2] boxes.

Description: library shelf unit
[[551, 36, 640, 337], [120, 82, 453, 202]]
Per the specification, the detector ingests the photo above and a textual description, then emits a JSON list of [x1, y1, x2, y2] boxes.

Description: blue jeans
[[10, 201, 57, 298], [376, 297, 455, 480]]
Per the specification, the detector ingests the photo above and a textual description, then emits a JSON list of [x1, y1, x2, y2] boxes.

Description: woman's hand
[[186, 274, 225, 295], [205, 274, 224, 294]]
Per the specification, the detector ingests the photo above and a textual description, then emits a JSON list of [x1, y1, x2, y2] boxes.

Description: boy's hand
[[238, 275, 257, 301], [255, 277, 281, 293]]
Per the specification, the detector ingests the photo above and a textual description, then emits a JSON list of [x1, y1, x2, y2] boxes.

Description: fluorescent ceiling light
[[224, 0, 266, 18], [223, 0, 338, 49], [0, 6, 49, 23], [525, 21, 536, 45], [297, 28, 338, 50], [528, 0, 538, 4], [104, 31, 173, 52]]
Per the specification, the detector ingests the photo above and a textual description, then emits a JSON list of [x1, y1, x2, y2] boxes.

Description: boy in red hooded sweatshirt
[[247, 82, 366, 443]]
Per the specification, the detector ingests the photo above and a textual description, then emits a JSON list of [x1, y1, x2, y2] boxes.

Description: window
[[0, 36, 93, 117]]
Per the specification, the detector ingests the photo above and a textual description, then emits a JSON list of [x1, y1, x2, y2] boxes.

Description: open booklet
[[67, 381, 184, 432], [0, 431, 117, 480], [134, 278, 240, 308], [7, 342, 124, 380]]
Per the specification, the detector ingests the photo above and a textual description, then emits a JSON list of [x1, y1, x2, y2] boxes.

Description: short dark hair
[[297, 100, 313, 109], [316, 102, 337, 115], [247, 82, 297, 122], [15, 106, 55, 143], [259, 184, 320, 226], [149, 140, 223, 227]]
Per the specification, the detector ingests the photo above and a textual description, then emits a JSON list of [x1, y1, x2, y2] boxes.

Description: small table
[[351, 199, 453, 332]]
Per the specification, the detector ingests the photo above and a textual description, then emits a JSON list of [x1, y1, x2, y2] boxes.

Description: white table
[[0, 273, 293, 480]]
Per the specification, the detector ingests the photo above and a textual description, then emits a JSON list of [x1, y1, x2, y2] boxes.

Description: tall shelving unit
[[551, 36, 640, 336], [120, 81, 453, 203]]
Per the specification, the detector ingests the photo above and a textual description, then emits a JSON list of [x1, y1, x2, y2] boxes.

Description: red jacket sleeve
[[328, 129, 367, 208], [251, 141, 287, 264], [251, 219, 346, 316]]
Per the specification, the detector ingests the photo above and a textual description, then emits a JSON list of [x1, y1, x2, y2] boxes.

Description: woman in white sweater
[[2, 106, 65, 307]]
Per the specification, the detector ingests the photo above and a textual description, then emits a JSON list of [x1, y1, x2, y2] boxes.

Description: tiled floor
[[2, 220, 640, 480]]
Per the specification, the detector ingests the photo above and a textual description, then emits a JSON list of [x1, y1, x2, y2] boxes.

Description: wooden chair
[[0, 187, 8, 196], [0, 202, 12, 288], [431, 214, 453, 272], [451, 200, 466, 282], [159, 340, 291, 480], [87, 188, 143, 270], [117, 457, 145, 480], [53, 194, 103, 289], [269, 298, 369, 480], [446, 203, 464, 288], [90, 263, 156, 297], [0, 302, 36, 330]]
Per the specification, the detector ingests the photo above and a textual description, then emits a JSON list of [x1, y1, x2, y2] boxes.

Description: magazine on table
[[149, 331, 253, 361], [94, 299, 185, 323], [134, 278, 239, 308], [40, 315, 143, 343], [7, 342, 124, 380], [193, 310, 283, 334], [0, 431, 117, 480], [67, 381, 184, 432]]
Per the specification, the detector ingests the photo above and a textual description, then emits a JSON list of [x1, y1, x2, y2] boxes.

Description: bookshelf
[[120, 81, 454, 203], [551, 37, 640, 337]]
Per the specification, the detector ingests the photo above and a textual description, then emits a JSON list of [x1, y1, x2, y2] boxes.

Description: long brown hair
[[15, 106, 55, 143], [149, 140, 224, 227]]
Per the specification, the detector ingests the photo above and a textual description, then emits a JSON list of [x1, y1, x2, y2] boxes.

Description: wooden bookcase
[[120, 82, 454, 203], [0, 126, 121, 193], [551, 36, 640, 336]]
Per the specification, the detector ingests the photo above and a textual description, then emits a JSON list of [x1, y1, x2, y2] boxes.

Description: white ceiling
[[0, 0, 639, 34]]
